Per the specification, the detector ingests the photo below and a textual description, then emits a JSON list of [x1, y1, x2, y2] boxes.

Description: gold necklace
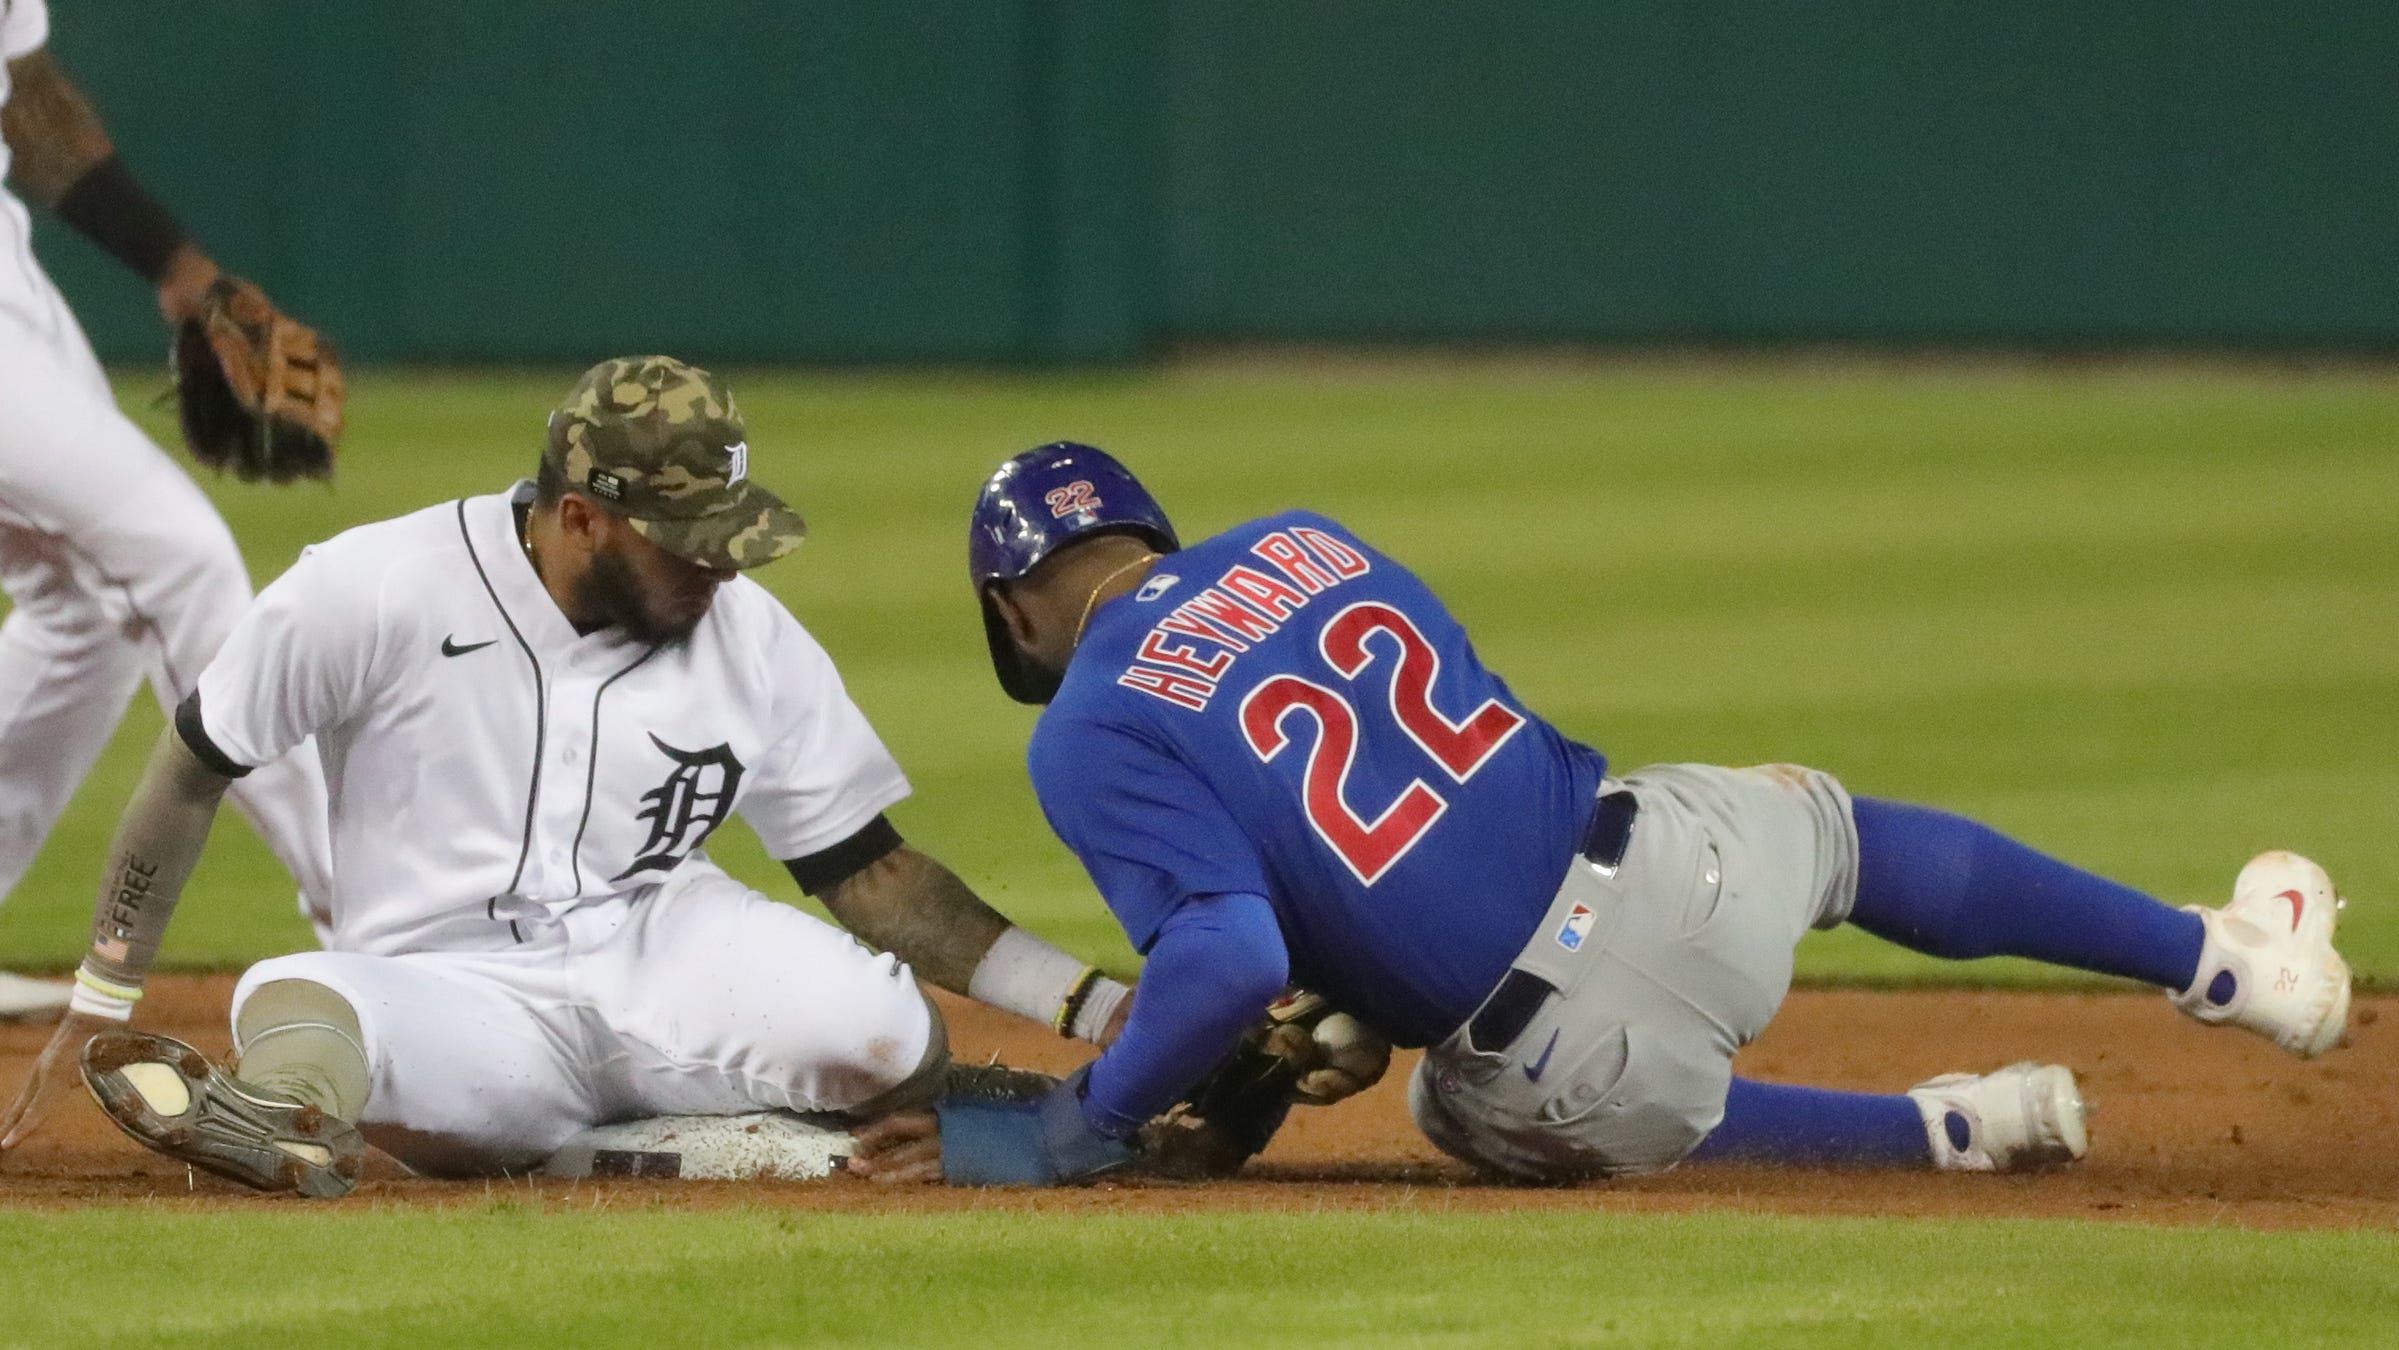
[[1073, 554, 1158, 646], [518, 510, 541, 576]]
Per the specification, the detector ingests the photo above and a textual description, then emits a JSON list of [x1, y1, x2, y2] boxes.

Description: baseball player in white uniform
[[0, 0, 334, 1019], [0, 357, 1136, 1195]]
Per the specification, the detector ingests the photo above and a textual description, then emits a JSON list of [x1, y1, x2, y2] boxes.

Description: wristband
[[53, 155, 190, 285], [70, 965, 141, 1022], [1068, 974, 1130, 1044], [1053, 966, 1099, 1036], [968, 926, 1125, 1040]]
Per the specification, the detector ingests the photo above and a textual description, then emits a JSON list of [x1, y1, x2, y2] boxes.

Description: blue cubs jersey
[[1029, 512, 1608, 1047]]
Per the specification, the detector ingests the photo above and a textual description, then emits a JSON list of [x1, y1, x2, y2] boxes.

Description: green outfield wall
[[31, 1, 2396, 364]]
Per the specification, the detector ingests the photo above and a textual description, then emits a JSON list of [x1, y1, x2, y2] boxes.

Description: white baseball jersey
[[187, 483, 911, 954]]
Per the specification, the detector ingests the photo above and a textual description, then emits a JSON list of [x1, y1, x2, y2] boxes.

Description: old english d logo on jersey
[[612, 734, 746, 880]]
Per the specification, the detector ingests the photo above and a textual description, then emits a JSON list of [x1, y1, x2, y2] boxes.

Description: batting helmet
[[969, 442, 1180, 704]]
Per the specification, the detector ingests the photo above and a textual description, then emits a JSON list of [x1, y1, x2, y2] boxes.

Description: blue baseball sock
[[1849, 797, 2206, 990], [1687, 1077, 1930, 1166]]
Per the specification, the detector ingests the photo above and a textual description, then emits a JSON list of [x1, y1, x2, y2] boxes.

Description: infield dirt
[[3, 978, 2390, 1229]]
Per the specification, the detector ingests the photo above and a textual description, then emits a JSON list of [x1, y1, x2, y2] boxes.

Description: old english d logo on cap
[[545, 357, 807, 570]]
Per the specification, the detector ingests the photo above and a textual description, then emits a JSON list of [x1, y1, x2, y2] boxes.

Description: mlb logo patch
[[1137, 573, 1179, 602], [1555, 902, 1595, 952]]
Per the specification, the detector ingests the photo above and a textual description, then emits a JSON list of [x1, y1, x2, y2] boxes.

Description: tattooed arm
[[0, 48, 111, 205], [74, 726, 233, 1009], [1, 46, 219, 321], [809, 845, 1008, 996], [803, 840, 1132, 1046], [0, 728, 232, 1151]]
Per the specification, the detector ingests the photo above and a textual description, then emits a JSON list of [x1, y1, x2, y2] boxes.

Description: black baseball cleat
[[941, 1060, 1062, 1104], [80, 1030, 365, 1198]]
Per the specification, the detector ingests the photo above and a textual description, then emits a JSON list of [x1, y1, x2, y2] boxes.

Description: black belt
[[1580, 785, 1638, 873], [1465, 788, 1638, 1052]]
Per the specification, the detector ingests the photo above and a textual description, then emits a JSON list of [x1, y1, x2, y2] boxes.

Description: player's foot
[[80, 1030, 364, 1198], [2170, 851, 2351, 1058], [0, 971, 69, 1024], [1908, 1062, 2088, 1172]]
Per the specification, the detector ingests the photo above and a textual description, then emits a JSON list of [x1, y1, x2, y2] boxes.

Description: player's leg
[[1688, 1070, 2085, 1172], [232, 975, 374, 1120], [1412, 765, 1849, 1178], [79, 971, 378, 1197], [0, 331, 153, 913], [581, 862, 948, 1122], [1413, 764, 2083, 1176], [0, 320, 334, 919], [0, 327, 156, 1017], [99, 451, 336, 919], [1641, 765, 2083, 1172], [1848, 797, 2348, 1055], [86, 949, 609, 1193], [190, 949, 595, 1181], [1847, 796, 2202, 983], [0, 519, 148, 903]]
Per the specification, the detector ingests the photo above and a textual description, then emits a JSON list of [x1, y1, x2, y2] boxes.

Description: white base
[[540, 1111, 857, 1181]]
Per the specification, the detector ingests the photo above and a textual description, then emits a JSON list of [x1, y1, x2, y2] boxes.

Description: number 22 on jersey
[[1238, 601, 1525, 884]]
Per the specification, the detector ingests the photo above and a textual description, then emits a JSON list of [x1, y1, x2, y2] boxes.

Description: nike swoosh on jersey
[[1521, 1028, 1561, 1082], [441, 636, 497, 657]]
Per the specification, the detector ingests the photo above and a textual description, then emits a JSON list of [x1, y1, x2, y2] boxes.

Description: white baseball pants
[[229, 860, 941, 1176], [0, 275, 332, 917]]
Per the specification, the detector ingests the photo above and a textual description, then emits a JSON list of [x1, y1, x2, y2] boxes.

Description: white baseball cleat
[[0, 971, 69, 1024], [1909, 1062, 2089, 1172], [2171, 851, 2351, 1058], [81, 1030, 366, 1198]]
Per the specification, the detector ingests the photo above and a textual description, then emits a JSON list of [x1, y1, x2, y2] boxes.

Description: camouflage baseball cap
[[544, 356, 807, 570]]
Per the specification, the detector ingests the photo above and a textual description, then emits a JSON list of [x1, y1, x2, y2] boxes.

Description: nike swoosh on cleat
[[441, 636, 497, 657], [2277, 888, 2306, 932], [1522, 1029, 1560, 1083]]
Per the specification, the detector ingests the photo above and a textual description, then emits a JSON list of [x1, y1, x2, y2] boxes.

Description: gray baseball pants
[[1409, 762, 1858, 1179]]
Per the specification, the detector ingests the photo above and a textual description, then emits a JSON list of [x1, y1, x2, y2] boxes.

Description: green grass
[[0, 1205, 2393, 1349], [0, 363, 2393, 980]]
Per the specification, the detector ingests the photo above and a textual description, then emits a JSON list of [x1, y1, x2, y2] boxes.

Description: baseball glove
[[1136, 989, 1394, 1180], [171, 275, 344, 483]]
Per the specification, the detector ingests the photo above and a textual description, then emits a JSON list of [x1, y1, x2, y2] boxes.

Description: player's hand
[[0, 1010, 115, 1154], [1257, 991, 1391, 1106], [848, 1110, 942, 1184]]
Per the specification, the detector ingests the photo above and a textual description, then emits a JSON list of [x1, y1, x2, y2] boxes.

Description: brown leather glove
[[172, 275, 343, 483]]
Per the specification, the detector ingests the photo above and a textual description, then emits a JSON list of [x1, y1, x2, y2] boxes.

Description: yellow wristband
[[74, 966, 144, 1004], [1054, 966, 1103, 1037]]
